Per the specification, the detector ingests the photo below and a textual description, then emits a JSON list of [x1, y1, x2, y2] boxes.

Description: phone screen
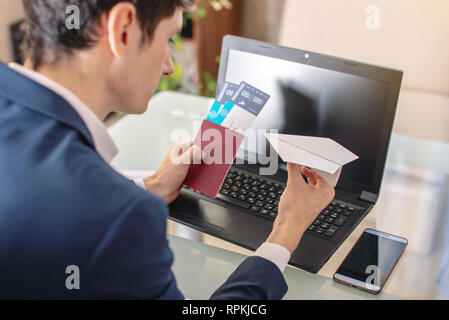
[[334, 229, 407, 292]]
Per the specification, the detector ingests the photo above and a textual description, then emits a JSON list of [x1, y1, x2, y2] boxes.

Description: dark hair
[[22, 0, 190, 68]]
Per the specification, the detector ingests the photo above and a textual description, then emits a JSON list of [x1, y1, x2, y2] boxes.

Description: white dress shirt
[[8, 63, 291, 273]]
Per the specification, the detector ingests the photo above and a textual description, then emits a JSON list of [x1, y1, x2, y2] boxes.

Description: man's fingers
[[176, 141, 193, 157], [301, 166, 318, 186], [286, 163, 307, 188], [315, 172, 333, 190], [178, 145, 203, 165]]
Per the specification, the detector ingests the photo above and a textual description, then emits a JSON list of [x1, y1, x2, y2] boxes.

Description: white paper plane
[[265, 133, 359, 187]]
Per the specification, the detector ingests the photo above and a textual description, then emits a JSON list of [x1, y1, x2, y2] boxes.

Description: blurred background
[[1, 0, 447, 142]]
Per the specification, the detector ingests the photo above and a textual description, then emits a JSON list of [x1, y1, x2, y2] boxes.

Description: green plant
[[198, 71, 217, 98], [156, 0, 231, 96], [156, 34, 185, 94]]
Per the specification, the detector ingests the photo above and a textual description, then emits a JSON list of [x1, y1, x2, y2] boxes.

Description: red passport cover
[[184, 120, 245, 198]]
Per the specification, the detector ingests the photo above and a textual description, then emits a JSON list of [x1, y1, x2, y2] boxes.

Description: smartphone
[[333, 228, 408, 295]]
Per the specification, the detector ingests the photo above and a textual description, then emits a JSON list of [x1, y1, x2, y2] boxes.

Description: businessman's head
[[21, 0, 189, 117]]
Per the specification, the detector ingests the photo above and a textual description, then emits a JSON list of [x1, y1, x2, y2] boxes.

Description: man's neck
[[24, 58, 111, 121]]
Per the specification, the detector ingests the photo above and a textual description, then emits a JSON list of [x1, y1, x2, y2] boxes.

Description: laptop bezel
[[216, 35, 403, 197]]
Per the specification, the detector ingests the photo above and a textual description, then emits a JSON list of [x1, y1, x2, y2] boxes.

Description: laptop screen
[[222, 47, 397, 191]]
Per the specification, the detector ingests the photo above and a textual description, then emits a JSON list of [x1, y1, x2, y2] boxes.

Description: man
[[0, 0, 334, 299]]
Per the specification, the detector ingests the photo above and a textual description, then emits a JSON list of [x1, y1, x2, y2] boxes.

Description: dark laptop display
[[170, 35, 403, 273], [225, 49, 390, 189], [219, 37, 403, 196]]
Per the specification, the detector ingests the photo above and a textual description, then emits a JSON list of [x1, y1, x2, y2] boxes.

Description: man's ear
[[106, 2, 138, 58]]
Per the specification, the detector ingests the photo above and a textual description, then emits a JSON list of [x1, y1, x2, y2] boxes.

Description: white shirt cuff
[[252, 242, 291, 273], [118, 170, 155, 190], [132, 178, 146, 190]]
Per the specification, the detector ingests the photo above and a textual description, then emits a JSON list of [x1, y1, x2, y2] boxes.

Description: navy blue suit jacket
[[0, 63, 287, 300]]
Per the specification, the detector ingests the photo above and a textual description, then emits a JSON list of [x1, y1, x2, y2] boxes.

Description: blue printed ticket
[[216, 82, 239, 105], [206, 82, 238, 124], [221, 82, 270, 130]]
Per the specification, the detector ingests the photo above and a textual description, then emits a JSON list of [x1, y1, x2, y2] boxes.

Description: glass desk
[[109, 91, 449, 299]]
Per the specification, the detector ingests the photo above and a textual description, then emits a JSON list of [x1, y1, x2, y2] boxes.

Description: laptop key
[[330, 212, 339, 219], [334, 216, 347, 226], [216, 194, 251, 209], [343, 210, 352, 216], [315, 227, 325, 234], [320, 222, 330, 229], [246, 197, 255, 204], [324, 225, 338, 237], [237, 195, 246, 201], [325, 217, 335, 224], [260, 209, 269, 215], [250, 206, 261, 212], [324, 231, 334, 237]]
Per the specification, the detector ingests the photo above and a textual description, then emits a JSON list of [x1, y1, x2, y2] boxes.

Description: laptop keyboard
[[217, 168, 359, 239]]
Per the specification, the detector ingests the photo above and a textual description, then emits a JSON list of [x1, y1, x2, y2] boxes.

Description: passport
[[183, 120, 245, 198]]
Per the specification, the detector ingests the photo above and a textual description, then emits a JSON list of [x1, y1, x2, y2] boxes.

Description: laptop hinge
[[359, 190, 378, 204]]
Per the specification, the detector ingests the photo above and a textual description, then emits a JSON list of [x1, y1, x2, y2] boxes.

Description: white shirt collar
[[8, 63, 118, 164]]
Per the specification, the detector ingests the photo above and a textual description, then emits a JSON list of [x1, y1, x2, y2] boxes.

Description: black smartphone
[[333, 228, 408, 295]]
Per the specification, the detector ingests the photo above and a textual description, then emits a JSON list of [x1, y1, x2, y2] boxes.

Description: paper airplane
[[265, 133, 359, 187]]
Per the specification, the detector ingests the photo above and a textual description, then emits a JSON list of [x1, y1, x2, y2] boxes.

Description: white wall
[[0, 0, 24, 63], [279, 0, 449, 142]]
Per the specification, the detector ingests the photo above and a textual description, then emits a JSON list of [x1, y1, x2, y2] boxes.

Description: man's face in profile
[[111, 8, 183, 115]]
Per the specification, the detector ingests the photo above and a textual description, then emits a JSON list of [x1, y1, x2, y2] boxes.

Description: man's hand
[[144, 142, 204, 204], [267, 163, 335, 254]]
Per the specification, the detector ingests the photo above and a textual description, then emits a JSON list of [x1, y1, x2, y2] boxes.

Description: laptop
[[169, 35, 403, 273]]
